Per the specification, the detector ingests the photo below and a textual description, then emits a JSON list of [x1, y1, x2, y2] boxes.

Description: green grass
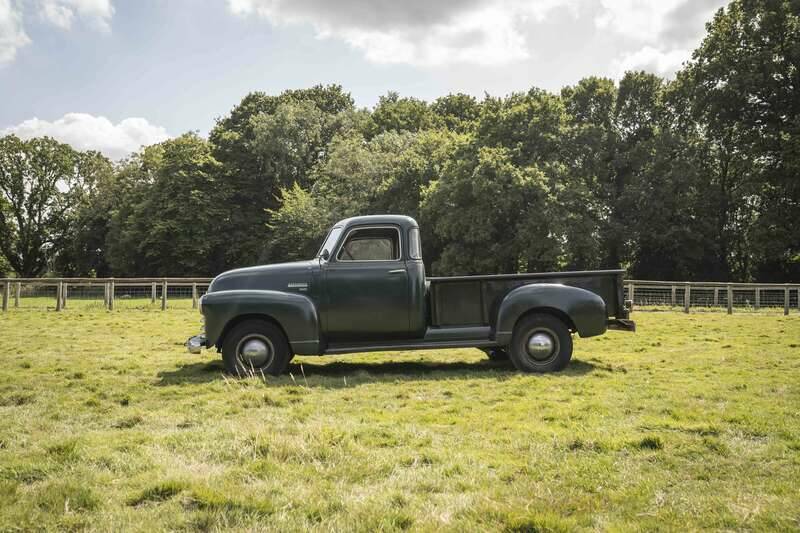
[[0, 308, 799, 531]]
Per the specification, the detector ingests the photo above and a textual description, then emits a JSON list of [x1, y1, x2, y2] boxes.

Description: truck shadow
[[155, 358, 597, 386]]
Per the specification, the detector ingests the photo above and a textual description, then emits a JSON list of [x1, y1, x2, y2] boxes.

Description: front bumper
[[185, 334, 207, 354]]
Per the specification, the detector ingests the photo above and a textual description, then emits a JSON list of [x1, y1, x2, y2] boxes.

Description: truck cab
[[188, 215, 634, 375]]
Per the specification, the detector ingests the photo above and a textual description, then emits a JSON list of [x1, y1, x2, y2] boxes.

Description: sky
[[1, 0, 729, 160]]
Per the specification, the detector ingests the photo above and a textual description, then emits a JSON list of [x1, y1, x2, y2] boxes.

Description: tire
[[482, 347, 509, 361], [221, 319, 292, 376], [508, 313, 573, 373]]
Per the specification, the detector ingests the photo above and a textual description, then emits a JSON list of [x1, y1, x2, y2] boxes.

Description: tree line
[[1, 0, 798, 281]]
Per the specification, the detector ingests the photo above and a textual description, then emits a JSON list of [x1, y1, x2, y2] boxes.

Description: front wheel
[[222, 319, 291, 376], [508, 313, 573, 373]]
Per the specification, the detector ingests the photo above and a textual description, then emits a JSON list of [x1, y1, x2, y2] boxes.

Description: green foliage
[[106, 133, 223, 276], [368, 91, 437, 137], [0, 1, 797, 280], [0, 135, 94, 276], [422, 144, 559, 274]]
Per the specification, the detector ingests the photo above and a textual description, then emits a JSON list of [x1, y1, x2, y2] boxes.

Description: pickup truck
[[186, 215, 634, 375]]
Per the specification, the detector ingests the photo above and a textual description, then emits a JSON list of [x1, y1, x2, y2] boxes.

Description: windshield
[[317, 226, 343, 258]]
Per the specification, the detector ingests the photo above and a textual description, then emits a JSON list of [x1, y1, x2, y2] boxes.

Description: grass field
[[1, 309, 799, 531]]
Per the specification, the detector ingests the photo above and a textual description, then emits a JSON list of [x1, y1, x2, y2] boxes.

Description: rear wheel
[[221, 319, 291, 376], [508, 313, 573, 373]]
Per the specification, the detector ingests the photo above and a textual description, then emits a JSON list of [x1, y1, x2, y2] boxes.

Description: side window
[[337, 227, 400, 261], [408, 228, 422, 260]]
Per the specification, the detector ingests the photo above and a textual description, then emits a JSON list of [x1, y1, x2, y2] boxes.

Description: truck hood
[[207, 260, 316, 293]]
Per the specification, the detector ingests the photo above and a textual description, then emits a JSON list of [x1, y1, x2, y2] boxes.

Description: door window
[[337, 227, 400, 261]]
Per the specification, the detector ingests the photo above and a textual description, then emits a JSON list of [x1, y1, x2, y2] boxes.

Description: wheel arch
[[202, 289, 322, 355], [494, 283, 607, 344], [513, 307, 576, 334]]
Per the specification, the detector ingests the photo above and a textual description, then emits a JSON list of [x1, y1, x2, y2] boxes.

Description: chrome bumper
[[185, 334, 207, 354]]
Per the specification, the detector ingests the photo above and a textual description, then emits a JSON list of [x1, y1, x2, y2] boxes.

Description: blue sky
[[1, 0, 728, 159]]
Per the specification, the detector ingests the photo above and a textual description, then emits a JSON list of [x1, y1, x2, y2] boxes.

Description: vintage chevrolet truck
[[186, 215, 634, 375]]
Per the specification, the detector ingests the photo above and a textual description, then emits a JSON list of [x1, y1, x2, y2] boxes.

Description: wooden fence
[[1, 277, 799, 315]]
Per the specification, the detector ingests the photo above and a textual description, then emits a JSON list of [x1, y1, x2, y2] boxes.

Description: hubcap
[[526, 331, 555, 360], [237, 335, 273, 367]]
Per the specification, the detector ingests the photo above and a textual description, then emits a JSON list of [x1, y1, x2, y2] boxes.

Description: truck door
[[323, 225, 410, 341]]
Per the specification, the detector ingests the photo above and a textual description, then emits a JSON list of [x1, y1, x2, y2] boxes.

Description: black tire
[[221, 319, 291, 376], [508, 313, 573, 373], [482, 347, 509, 361]]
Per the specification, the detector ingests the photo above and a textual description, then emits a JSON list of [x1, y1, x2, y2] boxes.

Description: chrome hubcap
[[526, 332, 555, 360], [238, 335, 273, 367]]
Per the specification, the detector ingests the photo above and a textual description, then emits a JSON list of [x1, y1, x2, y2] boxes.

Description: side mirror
[[321, 249, 330, 261]]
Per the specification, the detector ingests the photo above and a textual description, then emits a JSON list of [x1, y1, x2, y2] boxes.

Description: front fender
[[202, 290, 321, 355], [494, 284, 607, 344]]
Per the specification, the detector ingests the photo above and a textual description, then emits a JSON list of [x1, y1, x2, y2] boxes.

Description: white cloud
[[597, 0, 727, 77], [2, 113, 171, 160], [0, 0, 30, 66], [225, 0, 726, 75], [0, 0, 114, 67], [227, 0, 578, 67], [38, 0, 114, 31], [612, 46, 691, 77]]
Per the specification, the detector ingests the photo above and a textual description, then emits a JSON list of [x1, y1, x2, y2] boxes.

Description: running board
[[324, 338, 498, 355]]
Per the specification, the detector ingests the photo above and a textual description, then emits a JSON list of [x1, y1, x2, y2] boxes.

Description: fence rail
[[1, 277, 799, 315]]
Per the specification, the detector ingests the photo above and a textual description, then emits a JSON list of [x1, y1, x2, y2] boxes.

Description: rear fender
[[202, 290, 321, 355], [494, 284, 607, 344]]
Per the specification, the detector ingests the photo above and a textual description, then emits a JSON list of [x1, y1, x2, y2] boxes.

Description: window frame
[[334, 225, 403, 263], [317, 225, 343, 258], [407, 227, 422, 260]]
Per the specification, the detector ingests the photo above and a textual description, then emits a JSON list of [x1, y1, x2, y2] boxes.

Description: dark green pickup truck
[[186, 215, 634, 375]]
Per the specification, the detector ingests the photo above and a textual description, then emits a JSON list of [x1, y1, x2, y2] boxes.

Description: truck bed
[[427, 269, 627, 328]]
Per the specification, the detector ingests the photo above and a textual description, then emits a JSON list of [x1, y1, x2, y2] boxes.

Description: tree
[[105, 134, 222, 276], [0, 135, 89, 276], [368, 92, 436, 137], [431, 93, 481, 133], [249, 100, 327, 190], [679, 0, 800, 281], [209, 85, 355, 268], [51, 151, 115, 276], [421, 144, 559, 275]]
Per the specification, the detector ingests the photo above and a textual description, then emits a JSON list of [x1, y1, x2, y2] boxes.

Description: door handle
[[388, 269, 405, 274]]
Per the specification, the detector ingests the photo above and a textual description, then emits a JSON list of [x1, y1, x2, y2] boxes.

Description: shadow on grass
[[155, 357, 597, 386]]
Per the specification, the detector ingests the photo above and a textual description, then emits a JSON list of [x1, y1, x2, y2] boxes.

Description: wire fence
[[0, 278, 210, 312], [623, 280, 799, 315], [1, 277, 798, 315]]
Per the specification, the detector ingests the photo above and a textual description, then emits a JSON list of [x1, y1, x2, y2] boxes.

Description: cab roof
[[334, 215, 419, 231]]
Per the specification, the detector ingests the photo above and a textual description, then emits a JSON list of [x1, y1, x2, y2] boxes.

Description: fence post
[[785, 285, 790, 316], [56, 281, 63, 311], [727, 284, 733, 314], [192, 283, 198, 309], [1, 281, 8, 312], [161, 280, 168, 310], [684, 283, 690, 313], [151, 282, 156, 304], [754, 288, 760, 310], [14, 281, 21, 308], [109, 280, 115, 311], [713, 288, 719, 307], [103, 283, 108, 309], [62, 282, 68, 309], [670, 285, 676, 307]]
